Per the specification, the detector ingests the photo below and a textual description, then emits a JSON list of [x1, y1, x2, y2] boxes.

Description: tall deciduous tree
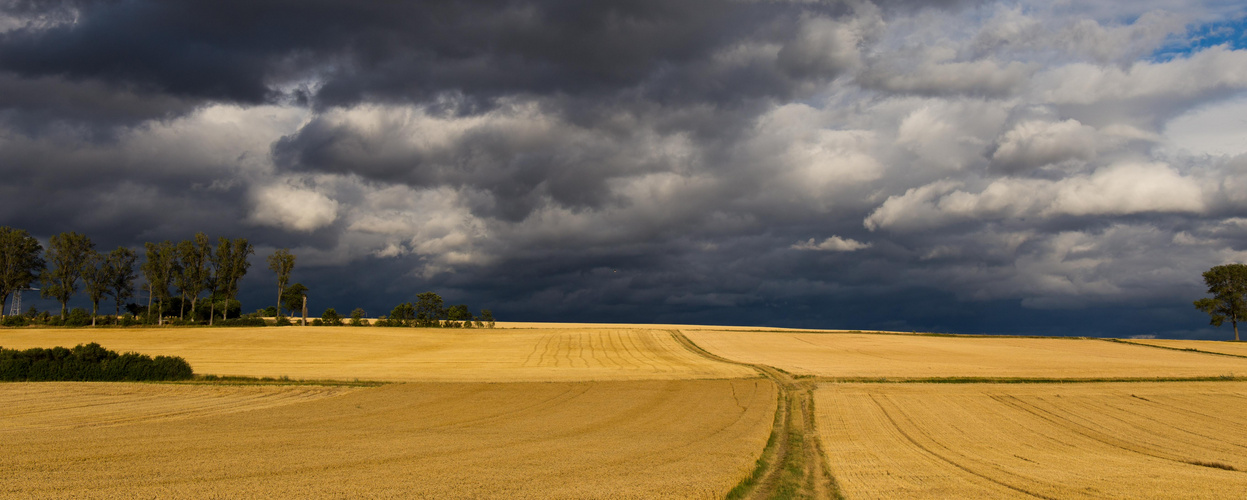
[[207, 239, 229, 326], [81, 250, 109, 326], [224, 238, 254, 317], [266, 248, 295, 317], [1194, 263, 1247, 342], [0, 226, 44, 320], [41, 232, 94, 320], [104, 247, 138, 317], [176, 233, 211, 321], [142, 241, 178, 326], [207, 237, 254, 324]]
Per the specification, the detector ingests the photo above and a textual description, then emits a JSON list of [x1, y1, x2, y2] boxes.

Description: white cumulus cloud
[[249, 184, 340, 232], [792, 236, 872, 252]]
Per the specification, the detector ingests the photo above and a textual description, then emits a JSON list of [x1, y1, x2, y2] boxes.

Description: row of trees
[[377, 291, 494, 327], [3, 226, 497, 328], [140, 234, 255, 326], [1, 226, 254, 326]]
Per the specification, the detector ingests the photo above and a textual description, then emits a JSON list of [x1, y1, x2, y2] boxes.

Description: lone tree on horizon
[[1194, 263, 1247, 341], [267, 248, 296, 317]]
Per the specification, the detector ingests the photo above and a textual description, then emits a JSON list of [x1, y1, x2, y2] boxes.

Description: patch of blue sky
[[1151, 13, 1247, 61]]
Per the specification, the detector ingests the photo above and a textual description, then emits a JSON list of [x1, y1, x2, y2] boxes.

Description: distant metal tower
[[8, 288, 38, 316]]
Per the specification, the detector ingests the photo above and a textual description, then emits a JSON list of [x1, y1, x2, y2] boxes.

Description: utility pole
[[302, 295, 308, 326], [8, 288, 39, 317]]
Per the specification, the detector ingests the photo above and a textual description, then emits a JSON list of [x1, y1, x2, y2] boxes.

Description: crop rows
[[815, 382, 1247, 499], [0, 379, 775, 499], [685, 330, 1247, 378]]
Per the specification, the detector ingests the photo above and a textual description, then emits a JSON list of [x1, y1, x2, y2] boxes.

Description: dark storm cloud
[[6, 0, 1247, 340], [0, 0, 858, 111]]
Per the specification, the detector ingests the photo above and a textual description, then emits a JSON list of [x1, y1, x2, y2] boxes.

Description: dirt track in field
[[673, 330, 836, 500]]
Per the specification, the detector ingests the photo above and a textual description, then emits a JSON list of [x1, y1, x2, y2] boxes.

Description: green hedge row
[[0, 343, 193, 381]]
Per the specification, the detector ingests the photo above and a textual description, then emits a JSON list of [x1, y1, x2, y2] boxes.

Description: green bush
[[349, 308, 366, 326], [215, 317, 267, 327], [0, 343, 193, 381], [274, 316, 292, 326], [65, 308, 92, 327], [2, 315, 29, 327], [321, 308, 343, 326]]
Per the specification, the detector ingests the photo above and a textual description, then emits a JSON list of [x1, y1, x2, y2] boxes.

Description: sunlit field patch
[[684, 330, 1247, 379], [0, 327, 755, 381], [816, 382, 1247, 499], [1, 379, 775, 499]]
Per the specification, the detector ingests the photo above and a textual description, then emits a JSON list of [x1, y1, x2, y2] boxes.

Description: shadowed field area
[[684, 330, 1247, 379], [816, 382, 1247, 499], [0, 327, 754, 381], [0, 379, 775, 499]]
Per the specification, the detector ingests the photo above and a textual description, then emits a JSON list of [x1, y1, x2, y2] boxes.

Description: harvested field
[[816, 382, 1247, 499], [0, 382, 359, 430], [1124, 338, 1247, 358], [1, 378, 775, 499], [0, 327, 754, 381], [684, 330, 1247, 378]]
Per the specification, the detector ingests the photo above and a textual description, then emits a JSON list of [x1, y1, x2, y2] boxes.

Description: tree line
[[1, 225, 496, 328], [1, 226, 253, 326]]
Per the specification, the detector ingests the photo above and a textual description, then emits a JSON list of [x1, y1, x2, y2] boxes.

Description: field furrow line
[[1087, 397, 1247, 452], [520, 333, 550, 367], [868, 394, 1059, 500], [988, 394, 1228, 471]]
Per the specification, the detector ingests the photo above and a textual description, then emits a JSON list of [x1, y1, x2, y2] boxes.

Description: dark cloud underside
[[3, 0, 1247, 339]]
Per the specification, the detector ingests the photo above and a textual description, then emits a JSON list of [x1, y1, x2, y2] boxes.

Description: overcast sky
[[4, 1, 1247, 338]]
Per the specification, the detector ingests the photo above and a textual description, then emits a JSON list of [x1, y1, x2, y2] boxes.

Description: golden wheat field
[[1123, 338, 1247, 358], [0, 378, 775, 499], [8, 323, 1247, 499], [0, 327, 754, 381], [0, 382, 361, 430], [684, 330, 1247, 378], [815, 382, 1247, 499]]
